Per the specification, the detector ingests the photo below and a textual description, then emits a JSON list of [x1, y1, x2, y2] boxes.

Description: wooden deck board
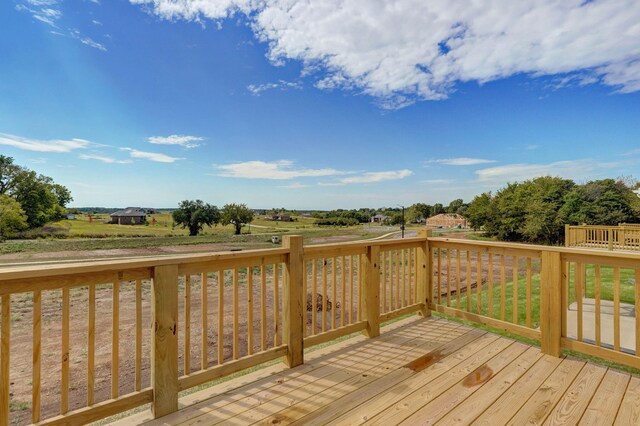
[[111, 316, 640, 426]]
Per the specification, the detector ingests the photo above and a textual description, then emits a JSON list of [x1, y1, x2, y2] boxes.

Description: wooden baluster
[[233, 269, 239, 360], [0, 294, 9, 425], [562, 262, 569, 340], [466, 251, 472, 312], [513, 256, 519, 324], [217, 271, 224, 365], [201, 272, 208, 369], [526, 259, 532, 328], [395, 250, 401, 309], [382, 251, 387, 313], [412, 249, 418, 304], [500, 255, 506, 321], [274, 264, 280, 346], [32, 290, 41, 423], [341, 256, 346, 327], [311, 260, 317, 335], [135, 280, 142, 391], [303, 261, 308, 337], [261, 264, 267, 349], [88, 284, 95, 406], [358, 255, 363, 322], [322, 258, 327, 332], [331, 257, 337, 330], [363, 244, 381, 338], [151, 265, 179, 418], [488, 253, 494, 318], [614, 266, 621, 351], [540, 251, 562, 357], [595, 265, 601, 347], [401, 249, 406, 307], [112, 278, 119, 399], [576, 262, 584, 341], [476, 252, 482, 315], [61, 287, 70, 414], [447, 248, 452, 307], [247, 267, 254, 355], [184, 275, 191, 374], [436, 249, 441, 306], [456, 250, 461, 309], [349, 256, 354, 323], [283, 235, 304, 367]]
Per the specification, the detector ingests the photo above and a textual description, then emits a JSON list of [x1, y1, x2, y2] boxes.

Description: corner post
[[540, 250, 562, 357], [416, 229, 432, 316], [151, 264, 179, 418], [362, 244, 380, 338], [564, 224, 570, 247], [283, 235, 304, 367]]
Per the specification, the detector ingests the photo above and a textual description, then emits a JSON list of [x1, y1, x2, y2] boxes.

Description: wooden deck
[[114, 316, 640, 426]]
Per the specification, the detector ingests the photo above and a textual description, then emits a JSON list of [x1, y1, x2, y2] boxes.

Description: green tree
[[408, 203, 431, 222], [221, 203, 254, 235], [0, 195, 27, 238], [465, 192, 493, 230], [447, 198, 465, 214], [172, 200, 220, 236], [431, 203, 445, 216]]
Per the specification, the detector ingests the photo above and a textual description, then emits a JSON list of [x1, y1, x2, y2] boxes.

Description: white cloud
[[247, 80, 302, 96], [339, 169, 413, 184], [79, 154, 132, 164], [475, 159, 622, 183], [429, 158, 496, 166], [0, 133, 91, 152], [217, 160, 346, 180], [422, 179, 454, 184], [130, 0, 640, 107], [122, 148, 184, 163], [148, 134, 203, 148], [278, 182, 311, 189]]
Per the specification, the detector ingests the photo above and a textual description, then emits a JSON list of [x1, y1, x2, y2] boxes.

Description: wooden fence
[[2, 232, 640, 424], [565, 224, 640, 251]]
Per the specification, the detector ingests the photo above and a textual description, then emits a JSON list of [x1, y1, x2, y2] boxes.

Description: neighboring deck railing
[[565, 224, 640, 251], [2, 232, 640, 424]]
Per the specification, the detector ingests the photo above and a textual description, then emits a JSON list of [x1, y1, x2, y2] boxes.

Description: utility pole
[[397, 205, 405, 238]]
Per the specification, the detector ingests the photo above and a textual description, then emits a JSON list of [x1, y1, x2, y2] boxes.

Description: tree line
[[0, 156, 72, 238], [465, 177, 640, 245]]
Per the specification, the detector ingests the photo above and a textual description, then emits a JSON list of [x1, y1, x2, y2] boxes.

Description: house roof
[[110, 207, 147, 217]]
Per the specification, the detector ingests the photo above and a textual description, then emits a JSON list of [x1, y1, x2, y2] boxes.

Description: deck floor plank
[[292, 327, 486, 426], [471, 353, 564, 425], [109, 317, 640, 426], [363, 337, 514, 425], [543, 362, 607, 426], [579, 368, 630, 426], [399, 342, 530, 425], [224, 322, 471, 425], [434, 347, 543, 425], [506, 357, 585, 425], [615, 376, 640, 425]]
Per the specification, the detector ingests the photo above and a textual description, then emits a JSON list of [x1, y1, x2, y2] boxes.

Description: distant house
[[143, 208, 157, 214], [426, 213, 468, 228], [371, 214, 390, 223], [270, 213, 293, 222], [65, 214, 76, 220], [110, 207, 147, 225]]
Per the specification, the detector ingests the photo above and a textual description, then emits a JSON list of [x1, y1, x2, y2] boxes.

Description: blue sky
[[1, 0, 639, 209]]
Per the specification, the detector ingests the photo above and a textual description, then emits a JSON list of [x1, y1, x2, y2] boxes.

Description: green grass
[[567, 264, 637, 305], [453, 268, 542, 328]]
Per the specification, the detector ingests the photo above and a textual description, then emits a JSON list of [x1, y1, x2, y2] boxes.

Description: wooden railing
[[565, 224, 640, 251], [430, 237, 640, 369], [3, 232, 640, 424]]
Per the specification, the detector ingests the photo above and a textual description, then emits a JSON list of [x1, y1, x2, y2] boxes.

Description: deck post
[[416, 228, 432, 316], [362, 244, 381, 338], [540, 251, 562, 357], [564, 224, 570, 247], [151, 264, 179, 418], [283, 235, 304, 367]]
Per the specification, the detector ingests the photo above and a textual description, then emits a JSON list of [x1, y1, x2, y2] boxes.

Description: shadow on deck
[[113, 316, 640, 425]]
